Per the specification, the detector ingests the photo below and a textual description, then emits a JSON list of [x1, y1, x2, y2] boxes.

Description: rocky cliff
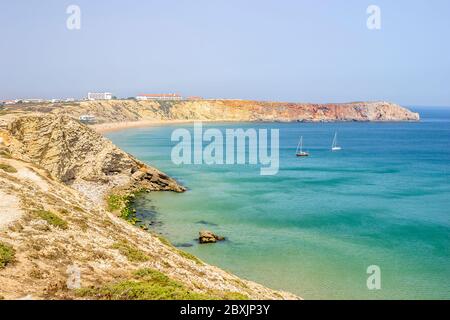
[[0, 115, 298, 300], [5, 99, 419, 123], [5, 115, 184, 202]]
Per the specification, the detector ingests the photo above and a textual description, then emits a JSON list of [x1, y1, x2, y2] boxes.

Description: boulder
[[199, 230, 225, 244]]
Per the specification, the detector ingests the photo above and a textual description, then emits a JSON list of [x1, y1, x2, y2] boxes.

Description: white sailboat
[[296, 136, 309, 157], [331, 132, 342, 151]]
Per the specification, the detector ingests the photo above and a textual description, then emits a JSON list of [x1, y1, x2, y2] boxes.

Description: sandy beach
[[90, 119, 195, 133], [90, 119, 241, 134]]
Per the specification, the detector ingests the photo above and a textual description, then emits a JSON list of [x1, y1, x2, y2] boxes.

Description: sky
[[0, 0, 449, 106]]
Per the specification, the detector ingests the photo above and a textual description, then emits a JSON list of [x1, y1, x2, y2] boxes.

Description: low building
[[187, 96, 203, 100], [136, 93, 182, 101], [79, 115, 96, 124], [46, 98, 75, 103], [2, 100, 17, 105], [87, 92, 112, 101], [22, 98, 44, 103]]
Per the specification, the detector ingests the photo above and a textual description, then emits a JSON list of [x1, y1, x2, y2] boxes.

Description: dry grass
[[35, 210, 68, 230], [111, 240, 149, 262]]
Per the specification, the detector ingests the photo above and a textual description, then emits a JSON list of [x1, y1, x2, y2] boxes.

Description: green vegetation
[[0, 242, 15, 269], [77, 268, 249, 300], [78, 268, 210, 300], [221, 292, 249, 300], [155, 233, 172, 247], [107, 194, 123, 211], [177, 250, 204, 265], [73, 206, 84, 212], [107, 194, 136, 221], [0, 150, 12, 159], [0, 163, 17, 173], [112, 240, 149, 262], [35, 210, 68, 230]]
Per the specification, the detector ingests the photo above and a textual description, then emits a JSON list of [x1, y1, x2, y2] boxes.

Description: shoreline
[[91, 119, 269, 134], [91, 119, 196, 133], [91, 118, 421, 134]]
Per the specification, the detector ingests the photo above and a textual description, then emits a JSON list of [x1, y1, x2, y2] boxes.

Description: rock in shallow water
[[199, 230, 225, 244]]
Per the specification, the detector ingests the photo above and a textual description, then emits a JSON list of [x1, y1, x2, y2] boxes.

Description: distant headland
[[1, 99, 419, 133]]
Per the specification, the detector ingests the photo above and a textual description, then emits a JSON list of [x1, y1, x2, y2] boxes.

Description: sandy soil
[[0, 160, 49, 229], [0, 191, 22, 229]]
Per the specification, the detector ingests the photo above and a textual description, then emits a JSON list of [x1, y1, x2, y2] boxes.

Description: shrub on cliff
[[77, 268, 249, 300], [0, 163, 17, 173], [0, 242, 15, 269], [112, 240, 149, 262], [35, 210, 68, 230], [107, 193, 137, 222], [77, 268, 210, 300]]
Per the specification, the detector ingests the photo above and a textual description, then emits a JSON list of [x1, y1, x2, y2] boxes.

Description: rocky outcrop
[[4, 115, 184, 201], [199, 230, 225, 244]]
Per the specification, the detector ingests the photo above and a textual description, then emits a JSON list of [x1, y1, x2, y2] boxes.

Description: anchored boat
[[296, 136, 309, 157], [331, 132, 342, 151]]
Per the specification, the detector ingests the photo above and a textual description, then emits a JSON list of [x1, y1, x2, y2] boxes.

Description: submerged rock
[[196, 220, 218, 227], [174, 242, 194, 248], [199, 230, 225, 244]]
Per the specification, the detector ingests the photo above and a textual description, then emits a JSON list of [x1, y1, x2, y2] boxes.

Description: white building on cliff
[[136, 93, 182, 101], [87, 92, 113, 101]]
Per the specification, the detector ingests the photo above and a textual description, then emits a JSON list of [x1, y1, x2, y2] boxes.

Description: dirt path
[[0, 190, 22, 229]]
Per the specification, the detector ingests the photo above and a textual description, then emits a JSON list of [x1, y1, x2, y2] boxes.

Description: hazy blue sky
[[1, 0, 449, 106]]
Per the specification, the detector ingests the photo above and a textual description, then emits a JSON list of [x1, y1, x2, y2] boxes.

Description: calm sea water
[[106, 107, 450, 299]]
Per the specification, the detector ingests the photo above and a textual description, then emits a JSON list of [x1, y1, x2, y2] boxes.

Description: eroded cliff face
[[40, 99, 420, 123], [5, 115, 184, 202], [0, 115, 298, 300]]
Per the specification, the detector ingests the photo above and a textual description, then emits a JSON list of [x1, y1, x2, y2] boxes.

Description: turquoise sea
[[106, 107, 450, 299]]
